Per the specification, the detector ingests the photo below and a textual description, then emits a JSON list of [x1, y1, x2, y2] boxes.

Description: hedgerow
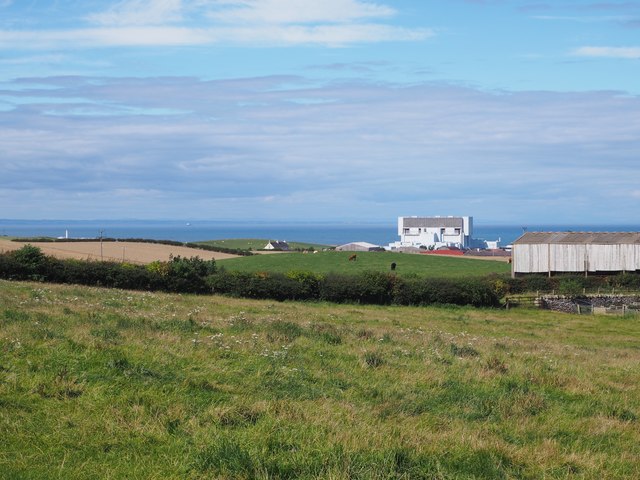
[[5, 245, 637, 307], [0, 245, 216, 294]]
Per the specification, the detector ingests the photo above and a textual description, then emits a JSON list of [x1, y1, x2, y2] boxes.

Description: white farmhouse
[[388, 216, 473, 250]]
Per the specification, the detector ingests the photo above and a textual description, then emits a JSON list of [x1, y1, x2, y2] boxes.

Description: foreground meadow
[[1, 280, 638, 479]]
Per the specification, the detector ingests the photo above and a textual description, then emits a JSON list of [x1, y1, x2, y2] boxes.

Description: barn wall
[[513, 243, 640, 274]]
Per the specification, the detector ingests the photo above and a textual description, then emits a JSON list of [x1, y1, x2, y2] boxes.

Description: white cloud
[[0, 0, 427, 49], [207, 0, 395, 24], [573, 46, 640, 59], [87, 0, 184, 26], [0, 23, 430, 49]]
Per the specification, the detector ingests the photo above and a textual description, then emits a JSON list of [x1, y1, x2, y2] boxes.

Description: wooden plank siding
[[512, 232, 640, 276]]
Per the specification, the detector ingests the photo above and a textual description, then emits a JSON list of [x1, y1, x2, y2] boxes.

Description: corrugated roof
[[402, 217, 463, 228], [514, 232, 640, 245], [337, 242, 380, 249]]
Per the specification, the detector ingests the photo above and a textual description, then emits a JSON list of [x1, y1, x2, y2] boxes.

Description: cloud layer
[[1, 75, 639, 222]]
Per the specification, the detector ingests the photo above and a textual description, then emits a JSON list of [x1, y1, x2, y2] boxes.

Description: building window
[[455, 228, 461, 235]]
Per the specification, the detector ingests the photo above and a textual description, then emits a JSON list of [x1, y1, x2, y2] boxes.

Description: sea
[[1, 219, 639, 247]]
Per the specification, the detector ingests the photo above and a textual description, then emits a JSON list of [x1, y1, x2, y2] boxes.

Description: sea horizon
[[1, 219, 639, 248]]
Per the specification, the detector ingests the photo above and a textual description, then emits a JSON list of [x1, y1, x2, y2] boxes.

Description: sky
[[1, 0, 639, 225]]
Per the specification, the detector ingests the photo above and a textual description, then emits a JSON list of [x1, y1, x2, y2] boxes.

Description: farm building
[[336, 242, 383, 252], [263, 240, 290, 251], [511, 232, 640, 277]]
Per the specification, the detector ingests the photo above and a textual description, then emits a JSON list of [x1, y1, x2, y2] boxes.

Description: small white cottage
[[263, 240, 290, 251]]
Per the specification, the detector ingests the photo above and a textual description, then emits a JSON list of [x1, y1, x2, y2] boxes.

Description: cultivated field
[[0, 238, 238, 264], [1, 280, 638, 478], [217, 250, 511, 278]]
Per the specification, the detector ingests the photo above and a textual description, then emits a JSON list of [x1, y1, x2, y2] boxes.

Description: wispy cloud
[[573, 46, 640, 58], [206, 0, 396, 24], [87, 0, 184, 26], [0, 0, 429, 49]]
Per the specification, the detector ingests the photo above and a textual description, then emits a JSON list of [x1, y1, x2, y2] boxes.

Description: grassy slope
[[196, 238, 331, 251], [217, 250, 511, 278], [1, 280, 639, 479]]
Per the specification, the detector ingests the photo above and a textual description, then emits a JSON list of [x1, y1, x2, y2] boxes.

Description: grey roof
[[514, 232, 640, 245], [401, 217, 463, 228], [266, 241, 290, 249]]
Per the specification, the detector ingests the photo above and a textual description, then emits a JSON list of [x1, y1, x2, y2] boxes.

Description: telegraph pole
[[99, 229, 104, 261]]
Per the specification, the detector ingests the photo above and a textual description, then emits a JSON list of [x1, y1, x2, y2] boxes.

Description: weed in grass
[[450, 342, 480, 358], [193, 438, 254, 475], [380, 332, 393, 343], [266, 320, 303, 342], [29, 326, 61, 341], [90, 327, 121, 343], [363, 351, 385, 368], [309, 323, 342, 345], [356, 328, 374, 340], [107, 355, 160, 379], [3, 309, 29, 323], [228, 311, 254, 332], [34, 368, 84, 399], [212, 403, 264, 428], [606, 406, 637, 422], [485, 355, 509, 374]]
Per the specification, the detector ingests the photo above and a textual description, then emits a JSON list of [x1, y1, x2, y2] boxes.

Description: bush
[[207, 270, 499, 307]]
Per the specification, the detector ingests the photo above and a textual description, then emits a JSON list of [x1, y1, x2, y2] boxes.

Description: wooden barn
[[511, 232, 640, 277]]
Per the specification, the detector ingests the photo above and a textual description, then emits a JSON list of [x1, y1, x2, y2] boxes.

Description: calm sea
[[1, 220, 638, 247]]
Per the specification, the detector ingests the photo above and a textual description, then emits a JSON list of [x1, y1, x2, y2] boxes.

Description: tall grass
[[0, 280, 638, 479]]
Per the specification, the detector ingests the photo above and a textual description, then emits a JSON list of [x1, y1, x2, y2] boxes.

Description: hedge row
[[493, 273, 640, 296], [0, 245, 215, 294], [4, 245, 639, 307], [207, 270, 500, 307], [1, 245, 499, 307]]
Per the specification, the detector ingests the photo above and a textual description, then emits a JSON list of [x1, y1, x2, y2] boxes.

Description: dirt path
[[0, 238, 239, 264]]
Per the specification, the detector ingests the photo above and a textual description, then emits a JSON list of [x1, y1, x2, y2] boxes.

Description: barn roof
[[337, 242, 380, 249], [514, 232, 640, 245], [402, 217, 464, 228]]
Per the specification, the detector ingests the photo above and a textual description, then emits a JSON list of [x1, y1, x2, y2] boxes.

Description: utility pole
[[99, 229, 104, 261]]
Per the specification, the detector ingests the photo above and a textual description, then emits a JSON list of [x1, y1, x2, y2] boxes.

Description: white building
[[264, 240, 290, 251], [389, 216, 474, 250]]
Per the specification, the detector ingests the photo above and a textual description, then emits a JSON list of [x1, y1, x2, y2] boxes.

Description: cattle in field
[[348, 254, 357, 261]]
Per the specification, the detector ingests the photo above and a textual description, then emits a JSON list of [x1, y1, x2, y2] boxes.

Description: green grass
[[196, 238, 331, 251], [1, 280, 639, 478], [217, 250, 511, 278]]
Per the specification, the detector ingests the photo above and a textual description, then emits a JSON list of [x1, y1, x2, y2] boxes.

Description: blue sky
[[1, 0, 639, 224]]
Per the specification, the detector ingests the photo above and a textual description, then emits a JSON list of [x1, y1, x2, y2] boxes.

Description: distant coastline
[[1, 219, 638, 248]]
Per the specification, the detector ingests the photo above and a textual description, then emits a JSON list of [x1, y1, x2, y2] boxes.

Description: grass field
[[1, 280, 638, 478], [217, 250, 511, 278], [197, 239, 331, 251]]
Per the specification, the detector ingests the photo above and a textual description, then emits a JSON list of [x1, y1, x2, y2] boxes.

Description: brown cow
[[348, 254, 357, 261]]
